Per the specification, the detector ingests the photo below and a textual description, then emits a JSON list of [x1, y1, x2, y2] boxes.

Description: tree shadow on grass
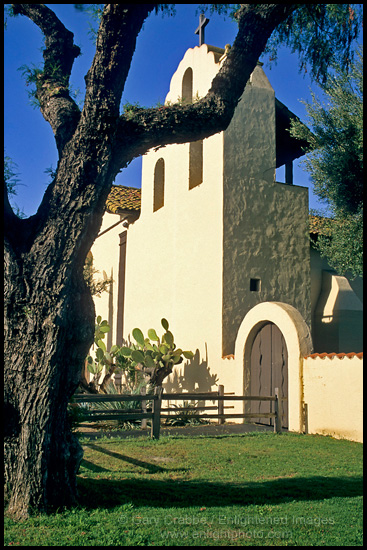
[[82, 443, 188, 475], [77, 475, 363, 510], [84, 443, 171, 474]]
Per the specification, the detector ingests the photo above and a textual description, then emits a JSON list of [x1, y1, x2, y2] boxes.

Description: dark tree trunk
[[4, 258, 91, 518], [4, 145, 110, 519], [4, 5, 156, 518], [4, 3, 295, 520]]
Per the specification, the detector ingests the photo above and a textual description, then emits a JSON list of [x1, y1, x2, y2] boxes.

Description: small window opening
[[153, 158, 165, 212], [189, 140, 203, 189], [250, 278, 261, 292]]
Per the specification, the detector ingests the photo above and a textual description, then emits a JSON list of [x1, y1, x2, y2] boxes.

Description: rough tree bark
[[4, 4, 295, 519]]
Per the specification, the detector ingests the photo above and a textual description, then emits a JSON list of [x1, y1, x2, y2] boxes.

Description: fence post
[[218, 385, 224, 425], [151, 386, 163, 439], [141, 386, 147, 430], [274, 387, 282, 434]]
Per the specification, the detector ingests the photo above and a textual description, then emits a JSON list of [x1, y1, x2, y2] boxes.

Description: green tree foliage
[[200, 4, 363, 84], [291, 47, 363, 277], [263, 4, 363, 83], [4, 153, 20, 197], [82, 253, 113, 297]]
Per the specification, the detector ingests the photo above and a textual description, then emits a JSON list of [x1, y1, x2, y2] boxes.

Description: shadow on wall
[[164, 346, 219, 393], [313, 271, 363, 353]]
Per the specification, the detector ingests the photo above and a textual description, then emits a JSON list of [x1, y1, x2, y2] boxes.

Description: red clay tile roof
[[106, 185, 141, 214], [305, 352, 363, 359]]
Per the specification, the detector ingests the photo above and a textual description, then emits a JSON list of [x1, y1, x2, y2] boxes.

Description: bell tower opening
[[182, 67, 193, 104]]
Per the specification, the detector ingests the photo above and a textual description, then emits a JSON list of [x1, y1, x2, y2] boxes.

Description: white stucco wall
[[123, 135, 224, 379], [123, 46, 226, 384], [89, 211, 124, 347], [165, 45, 222, 104], [303, 354, 363, 442], [123, 44, 311, 397]]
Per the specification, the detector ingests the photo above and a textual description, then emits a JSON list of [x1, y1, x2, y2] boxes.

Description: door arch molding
[[234, 302, 313, 432]]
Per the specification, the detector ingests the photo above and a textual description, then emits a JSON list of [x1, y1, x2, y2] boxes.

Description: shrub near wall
[[303, 353, 363, 442]]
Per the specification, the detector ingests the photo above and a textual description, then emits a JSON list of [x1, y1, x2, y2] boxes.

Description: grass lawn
[[4, 432, 363, 546]]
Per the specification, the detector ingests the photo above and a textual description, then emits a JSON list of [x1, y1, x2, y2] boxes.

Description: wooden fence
[[71, 385, 283, 439]]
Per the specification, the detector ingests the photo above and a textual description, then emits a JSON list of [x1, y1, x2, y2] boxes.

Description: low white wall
[[303, 353, 363, 442]]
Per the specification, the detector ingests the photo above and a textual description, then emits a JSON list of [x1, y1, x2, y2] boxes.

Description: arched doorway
[[250, 322, 288, 428], [234, 302, 313, 433]]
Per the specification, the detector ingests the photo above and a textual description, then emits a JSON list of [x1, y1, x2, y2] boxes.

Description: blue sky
[[3, 4, 346, 217]]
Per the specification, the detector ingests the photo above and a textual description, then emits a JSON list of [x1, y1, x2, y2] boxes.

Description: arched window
[[182, 67, 193, 104], [153, 158, 165, 211], [189, 140, 203, 189]]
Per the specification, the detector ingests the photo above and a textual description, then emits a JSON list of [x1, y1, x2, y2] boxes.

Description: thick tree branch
[[83, 4, 156, 120], [112, 4, 297, 169], [11, 4, 81, 154]]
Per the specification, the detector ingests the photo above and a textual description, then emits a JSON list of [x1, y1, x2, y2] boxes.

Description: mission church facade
[[90, 43, 363, 434]]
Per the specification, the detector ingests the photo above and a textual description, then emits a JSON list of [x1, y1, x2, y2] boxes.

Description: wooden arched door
[[250, 322, 288, 428]]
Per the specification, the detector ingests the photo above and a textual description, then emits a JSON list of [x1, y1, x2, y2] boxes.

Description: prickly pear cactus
[[87, 316, 122, 381], [119, 318, 194, 387], [87, 317, 194, 390]]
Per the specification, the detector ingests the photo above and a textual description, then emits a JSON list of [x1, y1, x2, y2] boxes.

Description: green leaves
[[97, 339, 106, 352], [94, 316, 111, 346], [291, 46, 363, 276], [144, 354, 155, 369], [159, 343, 169, 355], [131, 350, 145, 364], [264, 4, 363, 84], [162, 330, 174, 347], [87, 360, 103, 375], [147, 328, 159, 341], [132, 328, 145, 346]]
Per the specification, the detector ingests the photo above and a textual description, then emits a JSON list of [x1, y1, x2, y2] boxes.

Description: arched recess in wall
[[182, 67, 193, 103], [234, 302, 313, 433], [189, 140, 203, 189], [153, 158, 165, 212]]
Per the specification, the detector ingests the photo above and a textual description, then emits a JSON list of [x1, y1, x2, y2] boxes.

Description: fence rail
[[71, 385, 282, 439]]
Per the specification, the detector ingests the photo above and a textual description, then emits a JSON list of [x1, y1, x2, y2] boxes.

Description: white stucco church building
[[89, 43, 363, 440]]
